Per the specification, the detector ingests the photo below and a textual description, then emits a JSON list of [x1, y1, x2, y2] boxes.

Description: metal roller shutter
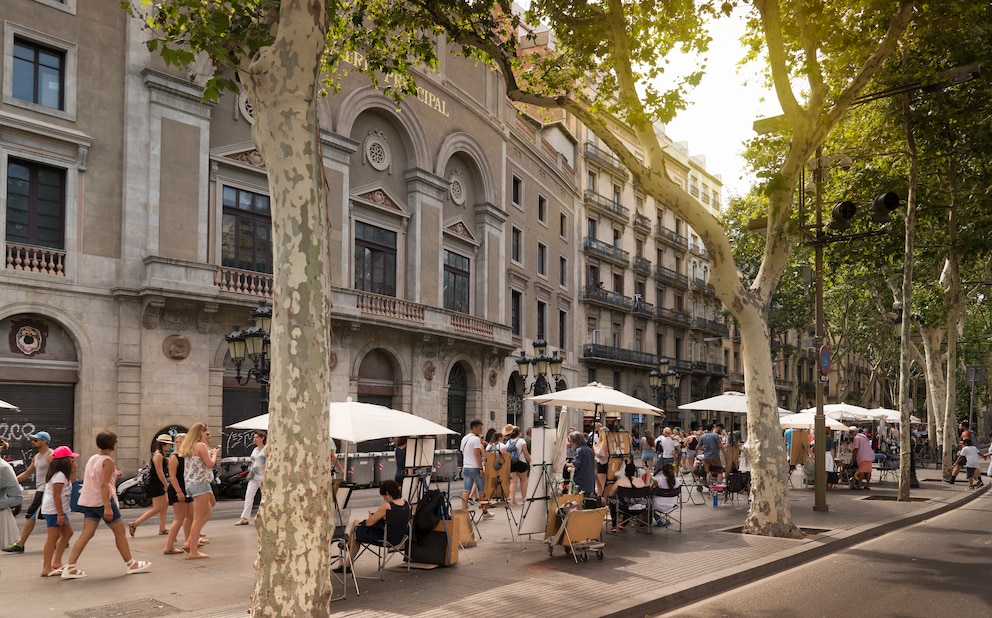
[[0, 383, 75, 487]]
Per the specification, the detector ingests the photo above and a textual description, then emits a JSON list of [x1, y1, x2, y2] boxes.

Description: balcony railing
[[582, 284, 633, 311], [215, 266, 274, 297], [653, 264, 689, 288], [631, 297, 655, 317], [582, 237, 629, 267], [633, 213, 652, 232], [5, 242, 65, 276], [688, 242, 707, 258], [583, 141, 629, 179], [654, 306, 691, 327], [582, 343, 655, 368], [633, 256, 652, 275], [655, 224, 688, 249], [692, 316, 730, 337], [583, 190, 630, 224]]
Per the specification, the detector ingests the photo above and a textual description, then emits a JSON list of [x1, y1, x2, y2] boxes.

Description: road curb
[[603, 484, 988, 617]]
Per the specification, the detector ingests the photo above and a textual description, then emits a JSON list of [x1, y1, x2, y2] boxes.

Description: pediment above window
[[351, 183, 410, 219], [442, 219, 480, 248], [210, 143, 266, 171]]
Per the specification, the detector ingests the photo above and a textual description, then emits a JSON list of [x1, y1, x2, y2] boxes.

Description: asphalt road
[[660, 494, 992, 617]]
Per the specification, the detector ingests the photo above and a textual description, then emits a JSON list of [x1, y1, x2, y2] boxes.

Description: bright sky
[[663, 11, 782, 200]]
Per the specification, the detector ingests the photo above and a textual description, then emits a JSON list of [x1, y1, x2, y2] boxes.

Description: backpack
[[413, 489, 450, 543], [655, 438, 664, 455], [506, 438, 520, 463], [135, 462, 152, 487]]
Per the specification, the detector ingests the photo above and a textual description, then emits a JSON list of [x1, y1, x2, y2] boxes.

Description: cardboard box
[[410, 520, 459, 565], [450, 509, 475, 547]]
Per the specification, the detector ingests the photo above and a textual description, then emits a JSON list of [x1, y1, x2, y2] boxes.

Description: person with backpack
[[3, 430, 52, 554], [502, 425, 530, 505], [128, 434, 173, 536]]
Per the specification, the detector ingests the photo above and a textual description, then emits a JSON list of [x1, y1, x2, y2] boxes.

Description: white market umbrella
[[800, 402, 873, 423], [228, 397, 455, 442], [868, 407, 923, 425], [527, 381, 663, 418], [680, 391, 793, 415], [779, 412, 849, 432], [0, 399, 19, 412]]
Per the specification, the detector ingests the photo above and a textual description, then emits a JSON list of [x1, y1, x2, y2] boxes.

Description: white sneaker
[[126, 559, 152, 575]]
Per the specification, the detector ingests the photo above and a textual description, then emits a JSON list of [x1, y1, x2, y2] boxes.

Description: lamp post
[[226, 300, 273, 414], [649, 357, 681, 424], [516, 338, 564, 427]]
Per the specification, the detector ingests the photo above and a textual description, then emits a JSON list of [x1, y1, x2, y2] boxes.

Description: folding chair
[[353, 507, 413, 581], [722, 470, 749, 505], [680, 468, 706, 505], [330, 481, 358, 599], [876, 454, 898, 483], [610, 485, 653, 534], [651, 484, 682, 532]]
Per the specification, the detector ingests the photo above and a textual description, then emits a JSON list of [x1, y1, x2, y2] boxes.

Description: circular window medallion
[[448, 170, 466, 206], [238, 91, 255, 125], [364, 130, 391, 172]]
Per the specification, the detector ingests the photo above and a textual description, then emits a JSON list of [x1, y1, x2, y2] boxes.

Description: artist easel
[[479, 451, 521, 546]]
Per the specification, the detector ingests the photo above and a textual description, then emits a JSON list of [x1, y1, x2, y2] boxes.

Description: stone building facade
[[0, 1, 726, 473]]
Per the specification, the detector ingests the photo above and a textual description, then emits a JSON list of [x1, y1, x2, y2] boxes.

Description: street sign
[[819, 345, 831, 375]]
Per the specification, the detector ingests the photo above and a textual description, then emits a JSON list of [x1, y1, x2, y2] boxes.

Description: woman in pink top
[[61, 431, 151, 579]]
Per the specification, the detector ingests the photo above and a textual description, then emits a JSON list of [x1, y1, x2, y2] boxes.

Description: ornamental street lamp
[[516, 338, 564, 426], [226, 300, 272, 414], [649, 357, 681, 423]]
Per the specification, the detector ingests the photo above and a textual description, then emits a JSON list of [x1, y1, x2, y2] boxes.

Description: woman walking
[[40, 445, 77, 576], [162, 433, 193, 554], [177, 422, 219, 559], [61, 431, 151, 579], [129, 434, 172, 536], [639, 430, 655, 478], [504, 425, 531, 505], [236, 430, 265, 525]]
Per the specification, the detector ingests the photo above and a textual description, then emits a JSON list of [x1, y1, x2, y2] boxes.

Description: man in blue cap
[[3, 431, 52, 553]]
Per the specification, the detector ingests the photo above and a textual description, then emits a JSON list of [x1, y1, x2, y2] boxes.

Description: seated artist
[[605, 461, 648, 532], [336, 479, 410, 573]]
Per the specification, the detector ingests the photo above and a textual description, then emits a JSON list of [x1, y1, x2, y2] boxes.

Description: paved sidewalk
[[1, 470, 985, 617]]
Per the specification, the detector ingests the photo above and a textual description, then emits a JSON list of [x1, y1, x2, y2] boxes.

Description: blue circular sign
[[819, 345, 831, 374]]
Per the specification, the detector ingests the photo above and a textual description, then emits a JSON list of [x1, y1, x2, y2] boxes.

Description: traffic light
[[871, 192, 900, 224], [827, 200, 857, 231]]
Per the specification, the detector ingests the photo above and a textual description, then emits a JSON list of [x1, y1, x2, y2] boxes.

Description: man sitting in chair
[[698, 424, 725, 485], [335, 480, 410, 573]]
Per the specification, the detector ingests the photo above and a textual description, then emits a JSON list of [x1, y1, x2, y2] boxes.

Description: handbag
[[69, 480, 86, 513]]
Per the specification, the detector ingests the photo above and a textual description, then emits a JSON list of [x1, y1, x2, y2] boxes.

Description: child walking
[[40, 446, 78, 576]]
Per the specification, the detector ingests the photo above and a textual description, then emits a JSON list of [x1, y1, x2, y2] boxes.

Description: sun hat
[[51, 445, 80, 459], [156, 433, 174, 444]]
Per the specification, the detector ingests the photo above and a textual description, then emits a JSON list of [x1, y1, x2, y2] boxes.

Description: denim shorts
[[186, 481, 212, 498], [462, 467, 483, 493], [43, 513, 67, 527], [80, 501, 122, 525]]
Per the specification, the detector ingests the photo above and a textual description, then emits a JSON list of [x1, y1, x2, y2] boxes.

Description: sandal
[[128, 522, 137, 537], [126, 558, 152, 575], [235, 518, 249, 526], [61, 565, 87, 579], [42, 567, 64, 577], [163, 548, 185, 555], [158, 530, 168, 535]]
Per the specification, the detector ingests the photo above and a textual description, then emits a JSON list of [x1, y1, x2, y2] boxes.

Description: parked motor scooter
[[116, 475, 151, 508], [213, 463, 251, 500]]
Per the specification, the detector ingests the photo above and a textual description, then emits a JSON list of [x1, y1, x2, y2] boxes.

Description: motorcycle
[[213, 463, 252, 500], [116, 475, 151, 508]]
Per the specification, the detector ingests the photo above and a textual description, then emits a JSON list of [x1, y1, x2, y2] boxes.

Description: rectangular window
[[5, 158, 66, 249], [560, 212, 567, 238], [511, 227, 522, 262], [612, 273, 623, 294], [613, 184, 622, 206], [587, 218, 596, 239], [558, 310, 567, 349], [559, 256, 567, 287], [354, 220, 397, 296], [222, 186, 272, 273], [538, 195, 547, 222], [537, 243, 547, 275], [587, 171, 596, 193], [511, 175, 522, 206], [612, 322, 621, 347], [12, 37, 64, 110], [613, 370, 621, 391], [443, 249, 470, 313], [511, 290, 522, 336], [536, 300, 547, 339]]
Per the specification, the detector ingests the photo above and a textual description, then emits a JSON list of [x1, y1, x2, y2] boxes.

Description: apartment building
[[0, 1, 727, 470]]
